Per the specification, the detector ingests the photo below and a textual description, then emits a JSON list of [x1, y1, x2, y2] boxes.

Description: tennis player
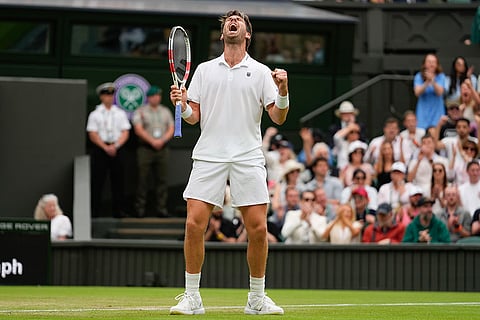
[[169, 9, 289, 315]]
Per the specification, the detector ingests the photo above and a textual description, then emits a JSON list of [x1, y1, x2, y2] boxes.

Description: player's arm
[[267, 68, 289, 125], [170, 85, 200, 125]]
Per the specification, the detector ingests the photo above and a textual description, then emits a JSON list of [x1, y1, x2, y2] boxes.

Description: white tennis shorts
[[183, 158, 270, 208]]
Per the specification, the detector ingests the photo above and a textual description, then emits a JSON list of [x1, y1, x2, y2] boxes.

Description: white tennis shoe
[[169, 292, 205, 315], [244, 292, 284, 315]]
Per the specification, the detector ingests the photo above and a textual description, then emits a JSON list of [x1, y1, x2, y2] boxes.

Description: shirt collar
[[219, 53, 250, 68]]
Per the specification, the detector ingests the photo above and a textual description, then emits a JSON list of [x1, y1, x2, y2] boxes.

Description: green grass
[[0, 286, 479, 319]]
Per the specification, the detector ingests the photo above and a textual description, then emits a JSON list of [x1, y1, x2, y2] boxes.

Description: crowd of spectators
[[207, 53, 480, 245]]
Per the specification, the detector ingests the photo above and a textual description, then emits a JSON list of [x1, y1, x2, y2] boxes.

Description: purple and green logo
[[114, 74, 150, 117]]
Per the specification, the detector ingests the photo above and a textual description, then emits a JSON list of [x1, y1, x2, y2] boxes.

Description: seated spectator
[[270, 159, 305, 228], [436, 117, 477, 164], [373, 140, 395, 189], [471, 208, 480, 237], [395, 185, 424, 228], [362, 203, 406, 244], [350, 187, 376, 226], [339, 140, 374, 187], [407, 134, 449, 197], [281, 190, 327, 244], [205, 206, 237, 242], [400, 110, 425, 166], [458, 160, 480, 217], [340, 168, 378, 211], [377, 162, 415, 212], [430, 162, 448, 213], [449, 138, 479, 185], [270, 185, 301, 230], [313, 187, 336, 223], [304, 157, 343, 205], [435, 186, 472, 243], [34, 194, 72, 241], [402, 197, 450, 243], [436, 101, 463, 140], [299, 127, 336, 179], [322, 204, 363, 244], [365, 117, 403, 165], [328, 100, 367, 148], [333, 122, 363, 171]]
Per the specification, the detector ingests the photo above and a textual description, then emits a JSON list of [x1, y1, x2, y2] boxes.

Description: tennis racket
[[168, 26, 191, 138]]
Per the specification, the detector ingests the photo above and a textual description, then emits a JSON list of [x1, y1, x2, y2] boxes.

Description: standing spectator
[[281, 190, 327, 244], [168, 10, 285, 315], [413, 53, 446, 130], [86, 82, 131, 218], [339, 140, 374, 187], [377, 162, 414, 212], [458, 78, 480, 126], [304, 157, 343, 205], [33, 194, 72, 241], [444, 56, 477, 103], [407, 134, 449, 197], [435, 186, 472, 243], [365, 117, 403, 165], [322, 204, 363, 244], [450, 139, 479, 185], [400, 110, 425, 166], [132, 85, 174, 218], [362, 203, 405, 244], [333, 122, 362, 171], [458, 160, 480, 217], [402, 197, 450, 243]]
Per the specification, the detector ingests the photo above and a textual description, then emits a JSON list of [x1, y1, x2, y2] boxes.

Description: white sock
[[185, 271, 201, 294], [249, 275, 265, 296]]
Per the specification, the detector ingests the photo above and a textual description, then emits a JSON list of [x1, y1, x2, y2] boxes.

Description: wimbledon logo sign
[[114, 74, 150, 118]]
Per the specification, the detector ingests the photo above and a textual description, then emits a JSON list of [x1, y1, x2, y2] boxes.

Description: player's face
[[222, 15, 250, 45]]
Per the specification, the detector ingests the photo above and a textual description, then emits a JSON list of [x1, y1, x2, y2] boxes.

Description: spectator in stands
[[365, 117, 403, 165], [436, 118, 477, 164], [362, 203, 405, 244], [281, 190, 326, 244], [235, 213, 282, 244], [458, 78, 480, 128], [86, 82, 131, 218], [205, 206, 238, 242], [471, 208, 480, 237], [450, 139, 479, 185], [407, 134, 449, 197], [313, 187, 336, 223], [400, 110, 425, 166], [402, 197, 450, 243], [458, 160, 480, 217], [333, 122, 363, 171], [304, 157, 343, 205], [435, 186, 471, 243], [444, 56, 477, 103], [270, 159, 304, 229], [436, 101, 464, 140], [299, 127, 335, 176], [413, 53, 446, 129], [396, 185, 423, 228], [328, 100, 367, 148], [34, 194, 72, 241], [350, 186, 376, 226], [373, 140, 395, 189], [377, 162, 414, 213], [322, 204, 362, 244], [262, 127, 296, 192], [297, 127, 327, 165], [340, 168, 378, 211], [339, 140, 374, 187], [430, 162, 448, 213]]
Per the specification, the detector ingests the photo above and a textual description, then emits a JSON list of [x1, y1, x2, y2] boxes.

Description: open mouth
[[229, 24, 238, 32]]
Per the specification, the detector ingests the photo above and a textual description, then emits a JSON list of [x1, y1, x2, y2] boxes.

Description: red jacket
[[362, 223, 405, 243]]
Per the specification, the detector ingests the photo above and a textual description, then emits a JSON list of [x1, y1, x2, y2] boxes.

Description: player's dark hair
[[220, 10, 253, 50]]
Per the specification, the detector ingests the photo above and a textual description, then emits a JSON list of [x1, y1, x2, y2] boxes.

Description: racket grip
[[174, 102, 182, 138]]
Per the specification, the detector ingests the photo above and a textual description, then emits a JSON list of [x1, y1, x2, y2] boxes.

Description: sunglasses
[[447, 106, 460, 111], [433, 168, 444, 173], [463, 146, 476, 152], [302, 197, 315, 202]]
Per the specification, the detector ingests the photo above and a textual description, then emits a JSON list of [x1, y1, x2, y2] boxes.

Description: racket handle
[[174, 102, 182, 138]]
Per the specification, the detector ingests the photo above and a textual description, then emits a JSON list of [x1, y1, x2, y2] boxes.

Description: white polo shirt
[[187, 53, 278, 162], [86, 104, 131, 143]]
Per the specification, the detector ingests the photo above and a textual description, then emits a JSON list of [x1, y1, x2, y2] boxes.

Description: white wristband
[[181, 104, 193, 119], [276, 93, 289, 109]]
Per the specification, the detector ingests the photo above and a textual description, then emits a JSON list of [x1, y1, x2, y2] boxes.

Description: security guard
[[132, 85, 174, 217], [86, 82, 131, 218]]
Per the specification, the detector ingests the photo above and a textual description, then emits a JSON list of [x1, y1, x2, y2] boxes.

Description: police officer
[[132, 85, 174, 217], [86, 82, 131, 218]]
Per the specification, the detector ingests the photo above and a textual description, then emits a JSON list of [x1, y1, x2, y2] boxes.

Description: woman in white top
[[322, 204, 362, 244], [34, 194, 72, 241]]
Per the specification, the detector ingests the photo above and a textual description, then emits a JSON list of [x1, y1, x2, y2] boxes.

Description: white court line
[[1, 302, 480, 314]]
